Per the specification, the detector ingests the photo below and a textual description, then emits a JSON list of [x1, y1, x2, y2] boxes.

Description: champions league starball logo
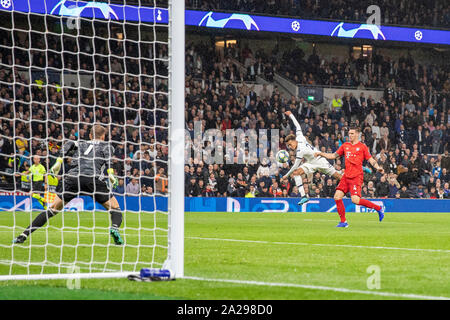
[[414, 30, 423, 41], [50, 0, 119, 20], [291, 20, 300, 32], [331, 22, 386, 40], [0, 0, 11, 9], [198, 11, 259, 31]]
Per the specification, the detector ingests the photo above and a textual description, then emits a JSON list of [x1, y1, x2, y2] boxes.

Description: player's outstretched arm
[[285, 110, 301, 130], [314, 151, 339, 160], [282, 157, 302, 180], [368, 157, 384, 174], [285, 111, 308, 144]]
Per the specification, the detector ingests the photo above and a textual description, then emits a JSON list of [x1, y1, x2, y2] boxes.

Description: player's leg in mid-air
[[348, 175, 384, 221], [14, 176, 124, 245], [89, 176, 124, 245], [334, 175, 384, 228], [351, 195, 385, 222], [292, 159, 342, 206], [13, 192, 66, 243], [331, 171, 342, 180], [348, 176, 385, 222], [100, 196, 124, 245], [291, 167, 309, 205]]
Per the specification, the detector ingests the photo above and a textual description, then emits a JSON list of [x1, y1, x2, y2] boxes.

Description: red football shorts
[[336, 175, 363, 197]]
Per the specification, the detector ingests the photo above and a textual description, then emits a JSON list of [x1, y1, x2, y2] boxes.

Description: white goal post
[[167, 0, 185, 279], [0, 0, 184, 281]]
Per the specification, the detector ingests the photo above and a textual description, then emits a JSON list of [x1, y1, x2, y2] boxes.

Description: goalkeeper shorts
[[56, 176, 111, 204]]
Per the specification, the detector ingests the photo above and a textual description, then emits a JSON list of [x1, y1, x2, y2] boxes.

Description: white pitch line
[[1, 231, 448, 253], [183, 276, 450, 300], [187, 236, 450, 253], [0, 230, 168, 238]]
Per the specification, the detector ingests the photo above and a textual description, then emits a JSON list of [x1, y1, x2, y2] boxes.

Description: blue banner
[[187, 10, 450, 45], [0, 195, 168, 212], [0, 196, 449, 213], [187, 197, 450, 213], [0, 0, 169, 23], [1, 1, 449, 45]]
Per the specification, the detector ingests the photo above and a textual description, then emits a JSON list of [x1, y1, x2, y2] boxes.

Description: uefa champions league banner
[[186, 197, 450, 213], [1, 0, 450, 46], [0, 195, 168, 212], [0, 195, 449, 213]]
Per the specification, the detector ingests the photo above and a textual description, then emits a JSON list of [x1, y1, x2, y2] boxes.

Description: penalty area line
[[183, 276, 450, 300]]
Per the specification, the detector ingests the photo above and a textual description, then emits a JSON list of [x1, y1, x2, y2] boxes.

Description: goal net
[[0, 0, 184, 280]]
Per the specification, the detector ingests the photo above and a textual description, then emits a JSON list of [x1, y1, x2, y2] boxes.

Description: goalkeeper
[[14, 125, 124, 245]]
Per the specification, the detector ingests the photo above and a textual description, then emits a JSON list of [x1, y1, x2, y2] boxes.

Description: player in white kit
[[282, 111, 342, 205]]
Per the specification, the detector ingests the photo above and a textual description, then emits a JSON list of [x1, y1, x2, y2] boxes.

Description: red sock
[[359, 199, 381, 211], [335, 199, 346, 223]]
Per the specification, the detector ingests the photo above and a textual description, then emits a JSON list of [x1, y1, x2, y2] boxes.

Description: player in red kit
[[314, 126, 385, 227]]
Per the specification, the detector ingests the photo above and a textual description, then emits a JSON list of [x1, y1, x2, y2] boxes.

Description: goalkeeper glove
[[50, 157, 63, 175], [107, 168, 118, 189]]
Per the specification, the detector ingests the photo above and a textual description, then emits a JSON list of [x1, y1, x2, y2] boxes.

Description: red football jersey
[[336, 142, 372, 178]]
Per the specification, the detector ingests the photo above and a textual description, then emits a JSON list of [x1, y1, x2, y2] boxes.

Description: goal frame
[[0, 0, 185, 281]]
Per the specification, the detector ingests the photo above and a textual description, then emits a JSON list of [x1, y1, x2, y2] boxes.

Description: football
[[276, 150, 290, 163]]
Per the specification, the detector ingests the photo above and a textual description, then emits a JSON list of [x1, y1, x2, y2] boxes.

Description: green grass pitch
[[0, 211, 449, 300]]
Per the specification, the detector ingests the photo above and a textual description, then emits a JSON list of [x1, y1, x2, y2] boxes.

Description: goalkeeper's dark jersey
[[62, 140, 114, 178]]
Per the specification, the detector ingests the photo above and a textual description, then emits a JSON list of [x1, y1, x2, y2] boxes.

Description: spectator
[[198, 179, 207, 196], [143, 186, 153, 196], [388, 174, 401, 198], [126, 178, 140, 195], [114, 179, 125, 195], [186, 177, 200, 197], [216, 170, 228, 196], [399, 185, 409, 198], [289, 185, 300, 197], [432, 162, 442, 179], [269, 181, 282, 197], [227, 177, 237, 196], [245, 185, 257, 198], [257, 186, 271, 197], [443, 182, 450, 198], [322, 178, 336, 198], [376, 175, 390, 197], [155, 167, 168, 194]]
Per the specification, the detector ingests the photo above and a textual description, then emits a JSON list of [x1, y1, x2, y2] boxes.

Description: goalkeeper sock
[[23, 208, 58, 237], [335, 199, 346, 223], [110, 209, 123, 229], [359, 199, 381, 211], [294, 175, 306, 197]]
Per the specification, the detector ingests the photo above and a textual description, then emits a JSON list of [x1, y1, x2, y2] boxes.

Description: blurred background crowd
[[0, 2, 449, 200]]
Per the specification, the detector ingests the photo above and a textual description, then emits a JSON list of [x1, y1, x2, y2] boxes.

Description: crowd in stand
[[0, 14, 449, 200], [277, 47, 450, 93], [183, 41, 450, 199], [186, 0, 450, 29]]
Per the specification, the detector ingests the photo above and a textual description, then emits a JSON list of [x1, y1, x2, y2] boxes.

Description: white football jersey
[[284, 113, 336, 178], [295, 134, 319, 164]]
